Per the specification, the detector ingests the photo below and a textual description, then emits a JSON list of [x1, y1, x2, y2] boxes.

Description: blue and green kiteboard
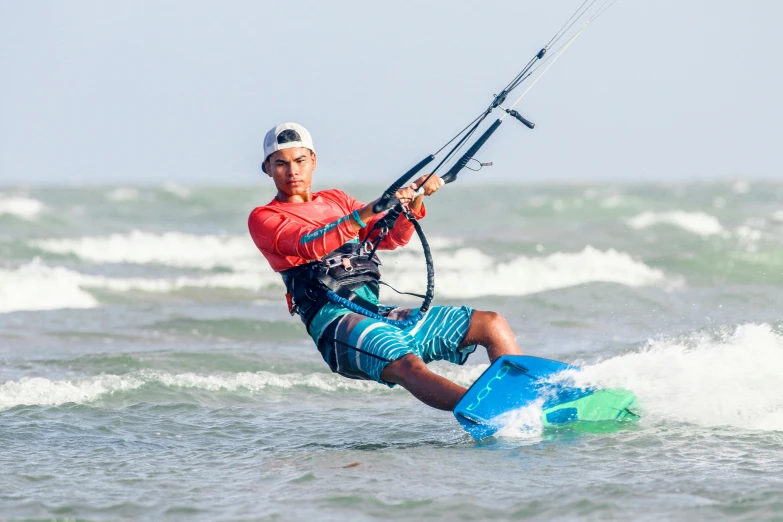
[[453, 355, 639, 440]]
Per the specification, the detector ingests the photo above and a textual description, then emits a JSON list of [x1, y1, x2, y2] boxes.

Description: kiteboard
[[453, 355, 639, 440]]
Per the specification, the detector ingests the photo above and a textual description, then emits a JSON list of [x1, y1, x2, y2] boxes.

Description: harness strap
[[281, 242, 383, 333]]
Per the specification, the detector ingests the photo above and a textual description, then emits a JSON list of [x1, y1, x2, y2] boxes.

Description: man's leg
[[460, 310, 523, 362], [380, 354, 466, 411], [381, 310, 522, 411]]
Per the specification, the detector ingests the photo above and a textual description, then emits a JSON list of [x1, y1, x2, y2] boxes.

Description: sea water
[[1, 182, 782, 520]]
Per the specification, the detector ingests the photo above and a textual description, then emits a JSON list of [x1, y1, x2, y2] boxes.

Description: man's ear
[[311, 151, 317, 170], [263, 159, 273, 178]]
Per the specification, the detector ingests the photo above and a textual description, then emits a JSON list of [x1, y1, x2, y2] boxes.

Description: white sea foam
[[429, 362, 488, 387], [105, 188, 140, 202], [162, 182, 192, 199], [381, 246, 667, 299], [0, 258, 284, 313], [493, 401, 546, 440], [0, 196, 45, 220], [28, 231, 667, 299], [732, 180, 750, 194], [464, 323, 783, 439], [0, 261, 99, 313], [78, 271, 281, 293], [627, 211, 723, 236], [599, 194, 637, 209], [573, 323, 783, 432], [0, 370, 382, 409], [31, 231, 259, 271]]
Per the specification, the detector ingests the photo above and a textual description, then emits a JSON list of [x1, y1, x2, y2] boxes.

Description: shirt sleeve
[[248, 206, 359, 262]]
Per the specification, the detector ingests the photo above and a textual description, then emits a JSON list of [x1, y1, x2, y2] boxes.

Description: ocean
[[1, 181, 782, 521]]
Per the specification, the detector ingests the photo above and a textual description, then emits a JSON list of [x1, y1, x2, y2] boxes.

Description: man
[[248, 123, 523, 411]]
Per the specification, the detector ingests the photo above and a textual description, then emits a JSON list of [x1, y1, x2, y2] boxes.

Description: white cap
[[262, 122, 315, 173]]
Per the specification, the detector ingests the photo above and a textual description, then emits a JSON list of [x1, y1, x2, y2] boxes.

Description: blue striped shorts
[[316, 305, 476, 387]]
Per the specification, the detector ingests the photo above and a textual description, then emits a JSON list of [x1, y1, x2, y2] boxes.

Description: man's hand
[[410, 174, 445, 196], [351, 173, 443, 231], [400, 174, 443, 215], [393, 186, 419, 204], [393, 174, 444, 204]]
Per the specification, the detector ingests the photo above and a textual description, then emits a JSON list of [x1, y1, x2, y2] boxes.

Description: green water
[[1, 182, 783, 520]]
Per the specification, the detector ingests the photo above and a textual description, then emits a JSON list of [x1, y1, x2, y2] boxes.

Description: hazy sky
[[1, 1, 781, 185]]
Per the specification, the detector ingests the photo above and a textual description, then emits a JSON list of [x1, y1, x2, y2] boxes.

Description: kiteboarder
[[249, 123, 523, 411]]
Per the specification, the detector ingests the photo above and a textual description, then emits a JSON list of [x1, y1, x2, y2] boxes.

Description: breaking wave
[[0, 195, 45, 220], [381, 246, 668, 299], [0, 261, 98, 313], [30, 231, 258, 271], [7, 235, 671, 312], [0, 259, 281, 313], [105, 188, 140, 202], [627, 211, 723, 236], [0, 370, 384, 409]]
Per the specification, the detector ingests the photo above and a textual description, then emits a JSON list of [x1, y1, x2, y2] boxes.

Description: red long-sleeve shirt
[[248, 189, 425, 272]]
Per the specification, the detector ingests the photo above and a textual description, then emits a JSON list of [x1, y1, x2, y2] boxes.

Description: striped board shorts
[[316, 305, 476, 387]]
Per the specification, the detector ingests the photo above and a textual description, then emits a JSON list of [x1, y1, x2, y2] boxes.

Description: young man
[[248, 123, 523, 411]]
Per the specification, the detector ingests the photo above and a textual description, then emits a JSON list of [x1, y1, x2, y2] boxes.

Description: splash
[[573, 323, 783, 431], [493, 401, 546, 439]]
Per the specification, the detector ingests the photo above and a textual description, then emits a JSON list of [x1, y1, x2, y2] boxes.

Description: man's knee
[[472, 310, 510, 335], [380, 354, 428, 386]]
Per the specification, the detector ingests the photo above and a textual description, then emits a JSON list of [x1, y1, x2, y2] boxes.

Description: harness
[[281, 242, 383, 333], [281, 204, 435, 332]]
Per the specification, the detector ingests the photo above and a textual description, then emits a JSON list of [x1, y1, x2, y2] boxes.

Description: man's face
[[264, 147, 316, 198]]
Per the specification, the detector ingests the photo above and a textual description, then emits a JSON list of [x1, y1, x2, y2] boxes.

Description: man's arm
[[249, 207, 364, 262], [351, 175, 443, 249], [347, 174, 439, 231]]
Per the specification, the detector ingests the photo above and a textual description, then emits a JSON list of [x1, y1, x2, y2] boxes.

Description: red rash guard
[[248, 189, 425, 272]]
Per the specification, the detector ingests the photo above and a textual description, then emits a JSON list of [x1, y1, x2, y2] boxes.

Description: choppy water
[[1, 181, 783, 521]]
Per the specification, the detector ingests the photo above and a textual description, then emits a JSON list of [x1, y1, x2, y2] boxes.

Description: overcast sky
[[1, 1, 781, 186]]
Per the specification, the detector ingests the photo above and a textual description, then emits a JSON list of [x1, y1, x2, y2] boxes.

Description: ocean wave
[[627, 211, 723, 236], [0, 196, 45, 220], [0, 258, 286, 313], [573, 323, 783, 432], [0, 370, 384, 409], [79, 271, 281, 293], [31, 231, 259, 271], [29, 231, 464, 271], [0, 261, 98, 313], [11, 244, 668, 307], [161, 182, 192, 199], [105, 188, 140, 202], [381, 246, 668, 298], [27, 230, 669, 299]]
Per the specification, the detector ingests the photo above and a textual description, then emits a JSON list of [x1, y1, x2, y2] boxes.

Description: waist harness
[[282, 208, 432, 332], [281, 243, 383, 333]]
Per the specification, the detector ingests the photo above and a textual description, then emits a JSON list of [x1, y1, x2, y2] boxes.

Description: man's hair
[[276, 129, 301, 144]]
